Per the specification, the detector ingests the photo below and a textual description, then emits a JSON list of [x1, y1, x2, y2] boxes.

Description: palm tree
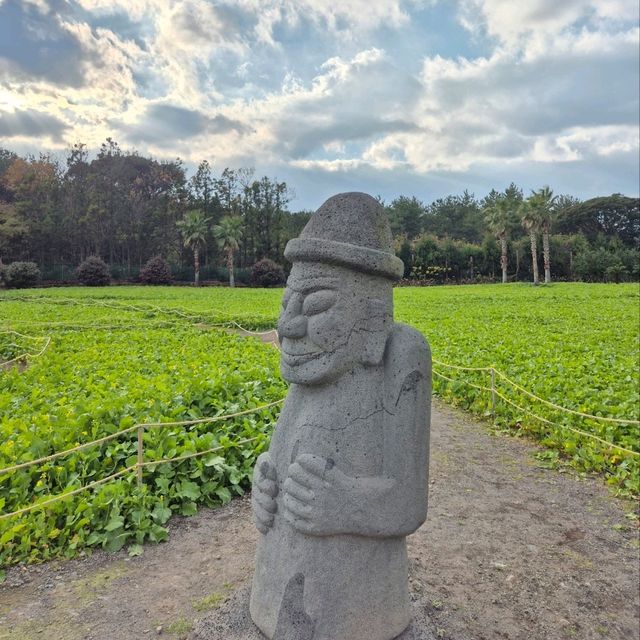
[[483, 195, 511, 283], [177, 210, 211, 286], [530, 186, 557, 283], [520, 199, 543, 285], [213, 215, 243, 287]]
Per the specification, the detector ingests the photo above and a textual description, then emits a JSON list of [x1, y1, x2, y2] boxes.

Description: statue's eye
[[302, 290, 337, 316]]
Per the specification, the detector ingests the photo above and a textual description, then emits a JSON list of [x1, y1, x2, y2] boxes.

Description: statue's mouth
[[281, 340, 325, 366], [281, 350, 324, 366]]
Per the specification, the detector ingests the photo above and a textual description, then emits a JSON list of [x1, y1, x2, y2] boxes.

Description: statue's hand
[[283, 454, 353, 536], [251, 452, 278, 535]]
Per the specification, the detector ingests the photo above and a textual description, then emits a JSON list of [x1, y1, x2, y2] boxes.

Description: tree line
[[387, 186, 638, 284], [0, 140, 308, 284], [0, 142, 637, 285]]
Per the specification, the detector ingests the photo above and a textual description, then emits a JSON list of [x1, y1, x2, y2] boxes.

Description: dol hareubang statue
[[250, 192, 431, 640]]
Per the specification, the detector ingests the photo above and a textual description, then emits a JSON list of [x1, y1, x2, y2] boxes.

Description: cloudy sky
[[0, 0, 638, 209]]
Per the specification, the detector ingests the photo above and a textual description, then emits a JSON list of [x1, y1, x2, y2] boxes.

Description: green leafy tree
[[0, 148, 17, 202], [552, 233, 589, 280], [189, 160, 219, 220], [213, 215, 243, 287], [424, 190, 483, 243], [2, 155, 61, 266], [240, 176, 290, 264], [605, 263, 628, 283], [529, 186, 557, 283], [177, 210, 211, 286], [397, 239, 413, 277], [520, 199, 543, 285], [555, 194, 639, 247], [482, 184, 522, 283], [483, 195, 511, 283], [387, 196, 425, 240], [0, 202, 27, 262]]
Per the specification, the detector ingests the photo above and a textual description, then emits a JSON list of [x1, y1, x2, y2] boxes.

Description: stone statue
[[250, 192, 431, 640]]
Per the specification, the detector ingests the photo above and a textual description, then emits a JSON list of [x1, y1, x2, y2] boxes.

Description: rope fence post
[[137, 425, 144, 486], [490, 367, 496, 417]]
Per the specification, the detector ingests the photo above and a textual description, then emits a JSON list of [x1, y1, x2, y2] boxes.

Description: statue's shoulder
[[384, 322, 431, 381], [384, 323, 430, 410]]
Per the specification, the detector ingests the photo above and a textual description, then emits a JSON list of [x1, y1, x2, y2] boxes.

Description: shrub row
[[2, 256, 286, 288]]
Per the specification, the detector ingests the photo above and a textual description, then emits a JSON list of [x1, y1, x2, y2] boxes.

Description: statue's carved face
[[278, 262, 390, 385]]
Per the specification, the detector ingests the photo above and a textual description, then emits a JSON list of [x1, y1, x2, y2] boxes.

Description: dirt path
[[1, 401, 638, 640]]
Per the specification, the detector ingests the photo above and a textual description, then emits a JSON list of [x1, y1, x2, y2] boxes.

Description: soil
[[0, 359, 27, 373], [1, 401, 638, 640]]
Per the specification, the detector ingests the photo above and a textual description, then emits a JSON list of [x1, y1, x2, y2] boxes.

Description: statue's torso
[[270, 382, 384, 479], [250, 376, 410, 640]]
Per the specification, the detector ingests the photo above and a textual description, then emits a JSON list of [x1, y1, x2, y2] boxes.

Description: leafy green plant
[[139, 256, 172, 285], [393, 283, 639, 495], [76, 256, 111, 286], [0, 323, 285, 566], [192, 591, 225, 611], [2, 262, 41, 289], [251, 258, 285, 287]]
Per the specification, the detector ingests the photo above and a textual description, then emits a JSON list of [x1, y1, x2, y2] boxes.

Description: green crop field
[[394, 284, 639, 495], [0, 291, 286, 567], [0, 283, 638, 567]]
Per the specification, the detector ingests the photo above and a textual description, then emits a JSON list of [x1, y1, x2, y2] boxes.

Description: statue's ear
[[361, 299, 391, 366]]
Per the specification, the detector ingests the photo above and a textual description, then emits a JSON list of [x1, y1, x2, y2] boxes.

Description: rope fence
[[266, 323, 637, 456], [0, 400, 284, 522], [263, 325, 638, 455], [432, 359, 639, 457], [0, 330, 51, 368], [0, 467, 137, 521], [490, 388, 639, 457], [1, 295, 273, 331], [1, 303, 637, 526]]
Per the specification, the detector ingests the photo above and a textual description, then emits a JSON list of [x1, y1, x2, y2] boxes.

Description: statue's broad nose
[[278, 295, 307, 339]]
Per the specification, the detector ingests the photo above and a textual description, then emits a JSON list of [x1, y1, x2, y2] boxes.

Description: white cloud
[[592, 0, 640, 21], [388, 20, 640, 174], [243, 0, 413, 44], [0, 0, 637, 203], [0, 8, 149, 148], [458, 0, 639, 47], [540, 125, 639, 160], [459, 0, 586, 44], [153, 1, 252, 61], [77, 0, 414, 41], [290, 158, 366, 172], [76, 0, 162, 21], [123, 47, 423, 166]]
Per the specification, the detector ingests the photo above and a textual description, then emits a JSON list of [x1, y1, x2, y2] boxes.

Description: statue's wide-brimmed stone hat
[[284, 192, 404, 280]]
